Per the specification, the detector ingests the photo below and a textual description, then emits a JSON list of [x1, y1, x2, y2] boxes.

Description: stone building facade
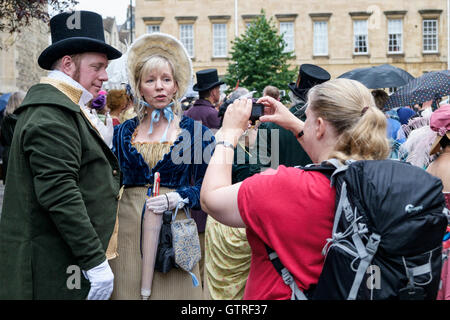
[[0, 19, 49, 93], [104, 17, 128, 54], [135, 0, 448, 81]]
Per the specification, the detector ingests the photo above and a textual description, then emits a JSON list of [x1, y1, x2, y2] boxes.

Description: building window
[[388, 19, 403, 53], [180, 24, 194, 57], [353, 20, 368, 54], [146, 25, 160, 34], [423, 19, 438, 53], [313, 21, 328, 56], [280, 22, 294, 53], [213, 23, 227, 57]]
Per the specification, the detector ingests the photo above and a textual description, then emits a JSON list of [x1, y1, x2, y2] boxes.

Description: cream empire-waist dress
[[109, 141, 203, 300]]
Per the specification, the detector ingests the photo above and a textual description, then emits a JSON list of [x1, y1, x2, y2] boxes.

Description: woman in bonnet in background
[[109, 33, 215, 299]]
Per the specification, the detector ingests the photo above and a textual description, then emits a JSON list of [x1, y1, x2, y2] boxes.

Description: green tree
[[224, 10, 296, 102]]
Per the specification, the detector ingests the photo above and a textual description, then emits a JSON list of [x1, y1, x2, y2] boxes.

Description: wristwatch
[[216, 140, 235, 149]]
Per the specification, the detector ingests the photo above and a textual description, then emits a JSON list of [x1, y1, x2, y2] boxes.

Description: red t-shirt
[[237, 165, 336, 300]]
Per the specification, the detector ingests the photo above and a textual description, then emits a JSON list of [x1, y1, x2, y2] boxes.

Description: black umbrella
[[338, 64, 414, 89], [385, 70, 450, 109]]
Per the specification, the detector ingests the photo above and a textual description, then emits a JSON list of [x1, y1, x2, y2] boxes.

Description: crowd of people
[[0, 10, 448, 301]]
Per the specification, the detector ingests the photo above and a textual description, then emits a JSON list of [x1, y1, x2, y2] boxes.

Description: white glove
[[82, 259, 114, 300], [81, 107, 114, 148], [104, 114, 114, 148], [96, 112, 114, 148], [146, 192, 188, 214]]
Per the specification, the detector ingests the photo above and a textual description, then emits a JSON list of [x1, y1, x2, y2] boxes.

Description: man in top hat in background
[[254, 64, 331, 169], [184, 68, 224, 130], [0, 11, 122, 300]]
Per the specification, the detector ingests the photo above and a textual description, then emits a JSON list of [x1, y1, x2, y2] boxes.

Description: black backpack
[[266, 159, 449, 300]]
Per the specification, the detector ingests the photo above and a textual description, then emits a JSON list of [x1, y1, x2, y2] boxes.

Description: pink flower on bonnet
[[429, 104, 450, 155]]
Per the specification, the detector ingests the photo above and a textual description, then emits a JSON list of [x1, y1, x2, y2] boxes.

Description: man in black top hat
[[184, 68, 224, 130], [0, 11, 122, 300], [254, 64, 331, 169]]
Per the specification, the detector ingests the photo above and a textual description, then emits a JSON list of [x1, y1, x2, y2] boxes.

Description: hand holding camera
[[217, 98, 253, 146], [257, 96, 304, 132]]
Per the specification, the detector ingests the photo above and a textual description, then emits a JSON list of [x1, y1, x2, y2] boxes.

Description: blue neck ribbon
[[141, 100, 174, 142]]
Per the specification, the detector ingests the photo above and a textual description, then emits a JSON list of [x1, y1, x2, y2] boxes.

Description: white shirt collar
[[47, 70, 93, 107]]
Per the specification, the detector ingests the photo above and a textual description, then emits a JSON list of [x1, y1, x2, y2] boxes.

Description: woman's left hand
[[146, 192, 185, 213], [217, 98, 252, 146]]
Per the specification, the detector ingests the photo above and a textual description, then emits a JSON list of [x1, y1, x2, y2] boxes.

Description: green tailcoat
[[0, 84, 120, 299]]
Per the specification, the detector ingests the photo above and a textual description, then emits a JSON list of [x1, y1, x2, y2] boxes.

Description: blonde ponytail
[[307, 78, 390, 162]]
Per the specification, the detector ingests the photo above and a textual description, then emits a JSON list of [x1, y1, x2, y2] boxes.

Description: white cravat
[[47, 70, 93, 108], [46, 70, 113, 148]]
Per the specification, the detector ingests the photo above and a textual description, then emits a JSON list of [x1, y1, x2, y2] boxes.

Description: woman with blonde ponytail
[[110, 33, 215, 299], [200, 78, 390, 300], [307, 79, 390, 162]]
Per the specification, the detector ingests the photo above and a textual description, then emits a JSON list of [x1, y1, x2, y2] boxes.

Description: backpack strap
[[265, 244, 309, 300], [347, 232, 381, 300], [301, 158, 352, 187], [316, 165, 382, 300], [328, 179, 382, 300], [300, 162, 336, 182]]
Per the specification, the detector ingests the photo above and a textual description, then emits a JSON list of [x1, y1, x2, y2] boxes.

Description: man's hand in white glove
[[83, 259, 114, 300], [146, 192, 187, 214], [102, 113, 114, 148], [97, 113, 114, 148], [82, 107, 114, 148]]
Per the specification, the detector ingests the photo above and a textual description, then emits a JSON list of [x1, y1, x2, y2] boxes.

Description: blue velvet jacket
[[112, 116, 215, 210]]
